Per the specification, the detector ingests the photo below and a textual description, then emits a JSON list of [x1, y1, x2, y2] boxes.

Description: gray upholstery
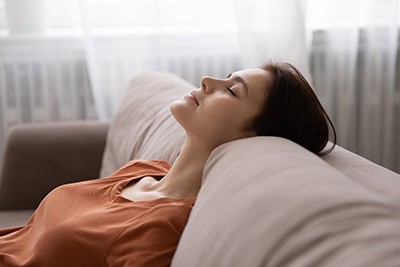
[[0, 121, 109, 211]]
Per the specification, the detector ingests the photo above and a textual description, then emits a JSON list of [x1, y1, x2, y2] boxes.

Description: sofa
[[1, 72, 400, 266]]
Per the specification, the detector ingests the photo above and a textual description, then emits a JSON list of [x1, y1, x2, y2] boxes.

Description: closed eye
[[226, 87, 237, 97]]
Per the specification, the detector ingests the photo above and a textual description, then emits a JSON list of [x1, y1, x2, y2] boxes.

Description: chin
[[170, 99, 199, 133], [170, 101, 180, 117], [170, 102, 186, 126]]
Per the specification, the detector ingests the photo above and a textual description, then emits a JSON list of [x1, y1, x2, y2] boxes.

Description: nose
[[200, 76, 223, 93]]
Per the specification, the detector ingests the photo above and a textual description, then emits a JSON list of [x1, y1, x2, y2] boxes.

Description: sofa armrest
[[0, 120, 109, 210]]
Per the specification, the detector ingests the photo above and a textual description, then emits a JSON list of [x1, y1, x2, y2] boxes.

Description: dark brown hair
[[254, 61, 336, 155]]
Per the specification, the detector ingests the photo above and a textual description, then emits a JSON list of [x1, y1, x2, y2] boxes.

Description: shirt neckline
[[110, 174, 196, 205]]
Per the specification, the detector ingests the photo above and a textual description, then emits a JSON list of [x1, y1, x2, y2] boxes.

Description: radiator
[[0, 37, 94, 153], [1, 32, 398, 173], [0, 34, 241, 153]]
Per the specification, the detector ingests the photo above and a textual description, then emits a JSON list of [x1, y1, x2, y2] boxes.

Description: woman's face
[[171, 68, 272, 149]]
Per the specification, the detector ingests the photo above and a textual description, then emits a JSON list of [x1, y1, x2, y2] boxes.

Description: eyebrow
[[227, 73, 249, 96]]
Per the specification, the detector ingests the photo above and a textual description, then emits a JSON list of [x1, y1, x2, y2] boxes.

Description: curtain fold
[[357, 25, 398, 168], [233, 0, 311, 81], [78, 0, 241, 119], [308, 0, 400, 172]]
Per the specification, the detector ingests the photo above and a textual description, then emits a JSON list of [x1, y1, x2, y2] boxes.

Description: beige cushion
[[100, 72, 194, 177], [323, 145, 400, 201], [172, 137, 400, 266]]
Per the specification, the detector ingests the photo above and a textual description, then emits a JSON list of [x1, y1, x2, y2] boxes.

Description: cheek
[[246, 97, 266, 125], [202, 105, 254, 134]]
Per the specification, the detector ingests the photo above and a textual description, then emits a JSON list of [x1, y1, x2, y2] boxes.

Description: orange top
[[0, 160, 195, 267]]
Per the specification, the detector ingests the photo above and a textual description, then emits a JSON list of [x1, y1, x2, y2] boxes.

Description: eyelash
[[226, 87, 237, 97]]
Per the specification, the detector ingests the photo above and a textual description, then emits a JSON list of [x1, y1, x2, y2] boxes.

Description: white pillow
[[172, 137, 400, 266], [100, 72, 194, 177]]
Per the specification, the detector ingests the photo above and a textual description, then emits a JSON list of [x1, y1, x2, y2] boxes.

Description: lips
[[190, 91, 199, 106]]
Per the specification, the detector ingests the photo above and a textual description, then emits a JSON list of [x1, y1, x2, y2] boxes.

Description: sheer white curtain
[[79, 0, 240, 119], [233, 0, 311, 80], [0, 0, 96, 153], [0, 0, 399, 173], [233, 0, 400, 173], [307, 0, 400, 173], [0, 0, 241, 151]]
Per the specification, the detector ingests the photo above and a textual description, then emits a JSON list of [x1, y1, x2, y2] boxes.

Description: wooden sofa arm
[[0, 121, 109, 210]]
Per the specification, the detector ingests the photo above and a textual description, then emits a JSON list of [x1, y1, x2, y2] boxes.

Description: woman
[[0, 62, 336, 266]]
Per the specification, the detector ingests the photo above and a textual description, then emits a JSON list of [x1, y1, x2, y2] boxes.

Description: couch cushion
[[323, 145, 400, 201], [100, 72, 194, 177], [172, 137, 400, 266]]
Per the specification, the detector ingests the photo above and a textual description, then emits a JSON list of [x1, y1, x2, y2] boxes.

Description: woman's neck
[[153, 137, 213, 199]]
